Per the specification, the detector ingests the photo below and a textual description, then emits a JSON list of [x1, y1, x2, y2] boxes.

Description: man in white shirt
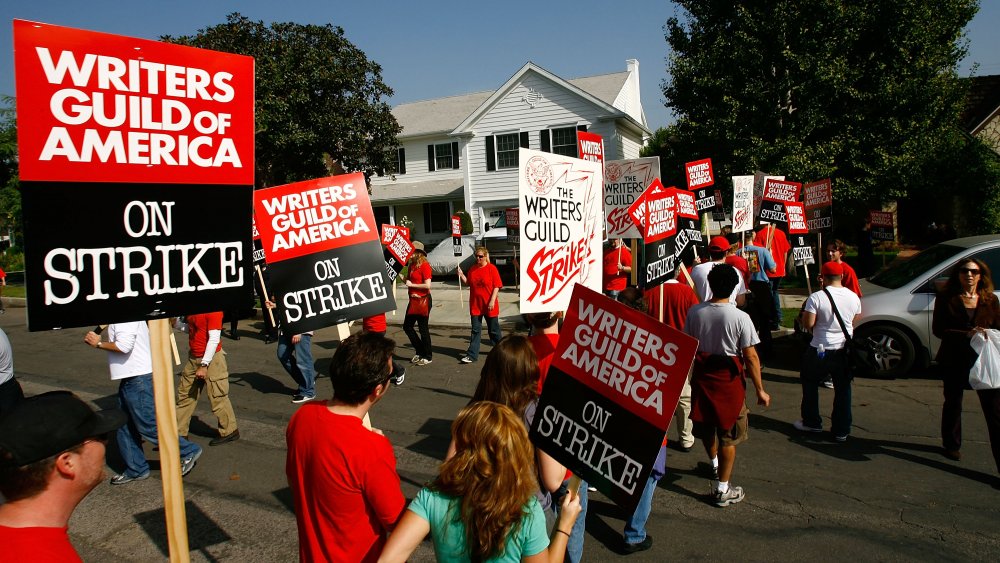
[[690, 236, 747, 306], [84, 322, 203, 484], [794, 262, 863, 442], [0, 328, 22, 417]]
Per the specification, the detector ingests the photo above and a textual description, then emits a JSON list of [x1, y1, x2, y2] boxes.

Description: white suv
[[856, 234, 1000, 377]]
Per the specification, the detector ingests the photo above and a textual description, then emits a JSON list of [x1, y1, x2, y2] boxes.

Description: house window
[[496, 133, 520, 169], [550, 126, 578, 157], [423, 201, 451, 233], [435, 143, 453, 170], [395, 147, 406, 175]]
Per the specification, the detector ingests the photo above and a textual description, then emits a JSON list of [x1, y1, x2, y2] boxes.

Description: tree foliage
[[0, 97, 22, 246], [165, 13, 401, 188], [652, 1, 998, 235]]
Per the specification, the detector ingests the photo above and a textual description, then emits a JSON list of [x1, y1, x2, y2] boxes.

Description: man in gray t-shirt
[[684, 264, 771, 507]]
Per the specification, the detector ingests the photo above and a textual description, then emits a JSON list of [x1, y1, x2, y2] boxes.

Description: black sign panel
[[23, 181, 253, 331], [694, 188, 715, 213], [383, 247, 405, 283], [529, 369, 662, 513], [674, 218, 702, 259], [643, 236, 676, 288], [453, 235, 463, 257], [791, 234, 816, 266], [266, 241, 395, 334], [758, 200, 788, 227]]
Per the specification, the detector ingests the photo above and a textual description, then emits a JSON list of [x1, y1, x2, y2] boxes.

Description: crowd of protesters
[[3, 226, 1000, 562]]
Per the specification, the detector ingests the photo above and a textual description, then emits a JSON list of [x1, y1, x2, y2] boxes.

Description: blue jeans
[[769, 278, 782, 326], [624, 476, 658, 544], [466, 315, 501, 360], [800, 347, 853, 436], [117, 374, 202, 477], [277, 333, 315, 397], [553, 479, 589, 563]]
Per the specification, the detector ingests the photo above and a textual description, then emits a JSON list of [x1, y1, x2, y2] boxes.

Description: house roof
[[370, 176, 464, 204], [392, 91, 493, 138], [391, 67, 635, 139], [451, 62, 633, 135], [961, 75, 1000, 134]]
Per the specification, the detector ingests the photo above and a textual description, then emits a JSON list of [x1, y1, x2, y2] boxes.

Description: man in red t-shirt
[[286, 332, 405, 563], [753, 224, 792, 330], [176, 311, 239, 445], [603, 239, 633, 298], [644, 255, 699, 452], [0, 391, 126, 563]]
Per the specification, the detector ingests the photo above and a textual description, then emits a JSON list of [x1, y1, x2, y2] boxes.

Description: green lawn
[[2, 286, 25, 298]]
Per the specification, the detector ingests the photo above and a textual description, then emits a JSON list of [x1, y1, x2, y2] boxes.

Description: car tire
[[853, 324, 916, 378]]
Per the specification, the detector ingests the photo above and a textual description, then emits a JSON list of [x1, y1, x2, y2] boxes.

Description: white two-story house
[[370, 59, 652, 249]]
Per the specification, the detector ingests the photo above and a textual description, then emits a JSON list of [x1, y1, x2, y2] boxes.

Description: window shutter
[[398, 148, 406, 175], [423, 203, 431, 233], [486, 136, 496, 171], [577, 124, 588, 133], [451, 142, 459, 169], [540, 130, 550, 152], [427, 145, 435, 172], [519, 132, 529, 148]]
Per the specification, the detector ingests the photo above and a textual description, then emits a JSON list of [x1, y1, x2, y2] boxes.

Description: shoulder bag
[[408, 293, 429, 317], [823, 288, 874, 374]]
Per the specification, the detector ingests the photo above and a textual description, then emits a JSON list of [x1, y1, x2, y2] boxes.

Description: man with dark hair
[[684, 264, 771, 507], [0, 391, 126, 561], [285, 332, 405, 562]]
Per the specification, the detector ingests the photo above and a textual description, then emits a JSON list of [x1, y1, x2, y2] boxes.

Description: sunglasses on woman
[[958, 267, 980, 275]]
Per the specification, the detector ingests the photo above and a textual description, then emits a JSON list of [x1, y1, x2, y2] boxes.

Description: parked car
[[856, 234, 1000, 378], [480, 213, 517, 268]]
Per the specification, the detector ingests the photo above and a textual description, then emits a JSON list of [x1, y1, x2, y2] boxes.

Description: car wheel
[[854, 324, 916, 378]]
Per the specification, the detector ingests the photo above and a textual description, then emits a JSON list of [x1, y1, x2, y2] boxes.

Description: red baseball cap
[[821, 261, 844, 277], [708, 236, 732, 252]]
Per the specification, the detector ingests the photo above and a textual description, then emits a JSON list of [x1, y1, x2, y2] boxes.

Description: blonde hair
[[433, 402, 538, 561], [474, 246, 489, 258], [408, 248, 428, 267]]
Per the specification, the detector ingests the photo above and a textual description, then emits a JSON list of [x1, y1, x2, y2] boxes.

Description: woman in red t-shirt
[[403, 249, 434, 366], [457, 247, 503, 363]]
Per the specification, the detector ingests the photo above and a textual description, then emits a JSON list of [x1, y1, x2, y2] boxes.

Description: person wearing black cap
[[0, 391, 126, 561], [794, 261, 862, 442]]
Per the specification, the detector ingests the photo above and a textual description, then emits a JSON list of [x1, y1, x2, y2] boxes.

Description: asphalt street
[[3, 296, 1000, 562]]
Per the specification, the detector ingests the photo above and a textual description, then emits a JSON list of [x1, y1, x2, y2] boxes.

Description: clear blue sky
[[2, 0, 998, 132]]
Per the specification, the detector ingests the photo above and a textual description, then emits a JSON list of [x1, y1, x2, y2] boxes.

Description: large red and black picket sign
[[529, 285, 697, 512], [758, 178, 802, 227], [15, 20, 255, 331], [253, 173, 396, 334], [643, 190, 678, 287], [869, 210, 895, 241], [803, 179, 833, 232]]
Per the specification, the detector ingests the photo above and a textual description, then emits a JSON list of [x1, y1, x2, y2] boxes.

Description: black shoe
[[622, 535, 653, 554], [209, 429, 240, 446]]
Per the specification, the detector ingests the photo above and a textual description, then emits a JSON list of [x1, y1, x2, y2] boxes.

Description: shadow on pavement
[[228, 371, 295, 396], [134, 500, 232, 560], [754, 413, 999, 486]]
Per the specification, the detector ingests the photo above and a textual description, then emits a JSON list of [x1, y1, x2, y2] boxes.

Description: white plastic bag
[[969, 329, 1000, 390]]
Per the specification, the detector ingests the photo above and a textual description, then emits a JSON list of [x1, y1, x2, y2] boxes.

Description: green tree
[[654, 1, 996, 235], [165, 13, 401, 188], [0, 96, 22, 247]]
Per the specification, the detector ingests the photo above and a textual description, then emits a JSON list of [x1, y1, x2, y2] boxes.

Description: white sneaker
[[410, 355, 422, 364], [415, 357, 432, 366], [459, 355, 474, 364], [714, 485, 745, 507]]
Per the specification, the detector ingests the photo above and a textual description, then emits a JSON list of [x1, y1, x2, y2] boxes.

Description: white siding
[[619, 128, 643, 160], [371, 137, 464, 187], [465, 73, 610, 232]]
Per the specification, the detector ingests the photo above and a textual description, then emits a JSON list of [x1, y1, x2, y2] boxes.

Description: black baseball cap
[[0, 391, 126, 467]]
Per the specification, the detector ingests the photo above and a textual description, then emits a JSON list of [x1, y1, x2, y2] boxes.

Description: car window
[[914, 245, 1000, 294], [870, 244, 964, 289]]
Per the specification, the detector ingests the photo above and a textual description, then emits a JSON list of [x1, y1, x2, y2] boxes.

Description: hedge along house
[[370, 59, 652, 248]]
